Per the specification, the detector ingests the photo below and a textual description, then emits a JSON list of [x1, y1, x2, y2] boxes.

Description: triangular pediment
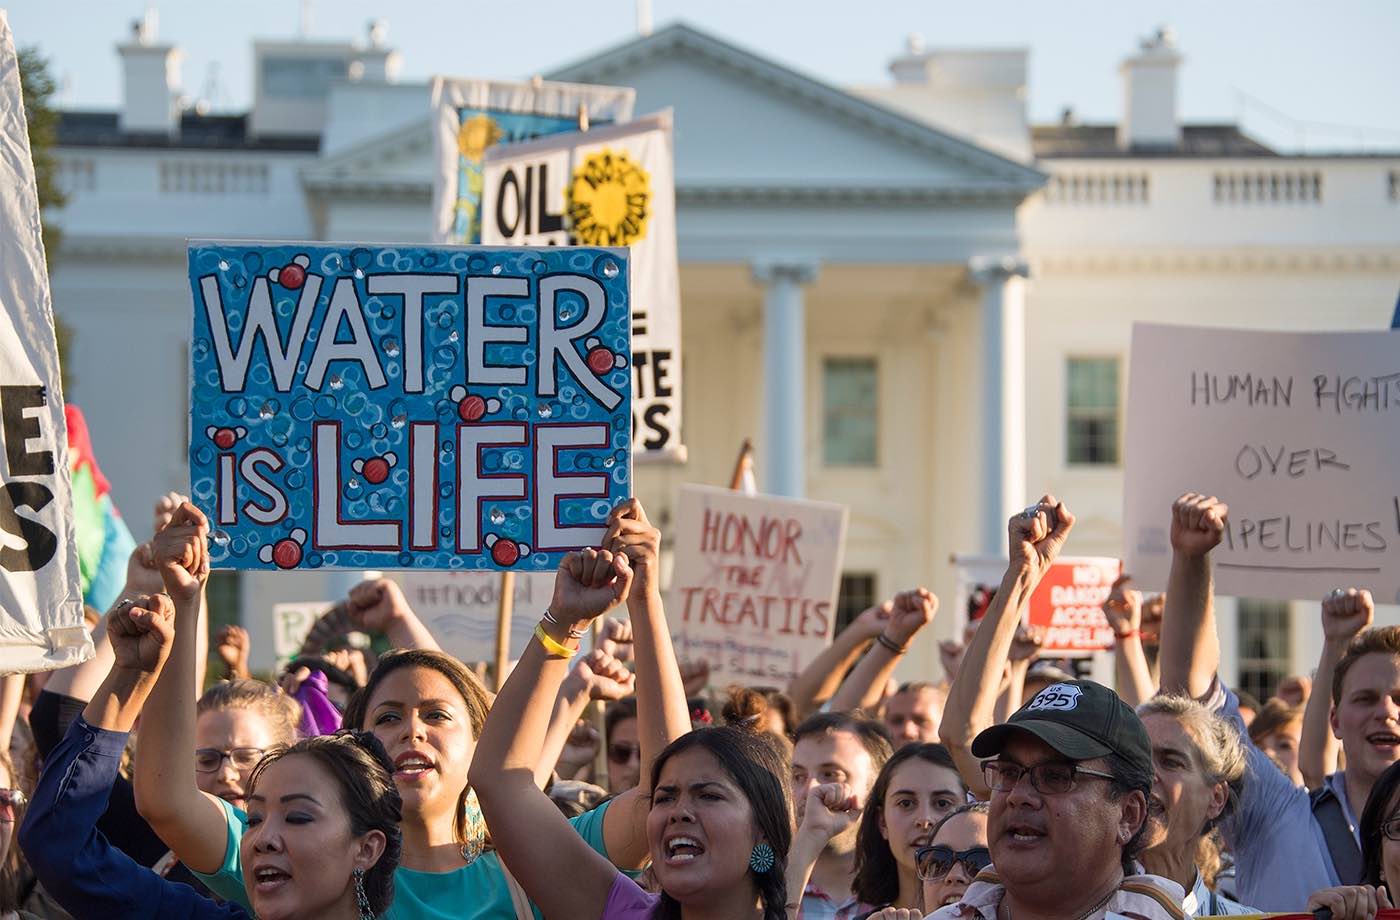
[[547, 22, 1044, 197]]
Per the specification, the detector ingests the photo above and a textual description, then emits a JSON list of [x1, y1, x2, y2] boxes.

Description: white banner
[[481, 112, 684, 461], [0, 13, 86, 671], [668, 484, 847, 688], [1124, 323, 1400, 603], [430, 77, 634, 245], [394, 571, 555, 663]]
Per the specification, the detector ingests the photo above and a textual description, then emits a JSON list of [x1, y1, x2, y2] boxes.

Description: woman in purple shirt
[[469, 545, 795, 919]]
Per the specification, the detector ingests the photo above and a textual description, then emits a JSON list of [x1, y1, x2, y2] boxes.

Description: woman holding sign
[[136, 500, 687, 920], [470, 546, 795, 920]]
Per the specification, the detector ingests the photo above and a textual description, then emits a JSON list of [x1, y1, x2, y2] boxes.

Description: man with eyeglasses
[[928, 680, 1186, 920]]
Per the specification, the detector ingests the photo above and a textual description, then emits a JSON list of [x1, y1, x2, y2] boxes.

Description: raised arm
[[940, 496, 1075, 796], [469, 549, 634, 920], [601, 499, 691, 867], [829, 589, 937, 714], [786, 783, 862, 918], [1103, 576, 1157, 707], [1156, 493, 1227, 700], [131, 502, 230, 874], [787, 601, 891, 718], [996, 624, 1045, 722], [1300, 589, 1370, 788], [345, 578, 441, 652], [542, 649, 634, 781]]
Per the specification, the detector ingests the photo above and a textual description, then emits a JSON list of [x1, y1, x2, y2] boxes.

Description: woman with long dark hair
[[848, 743, 967, 913], [470, 546, 792, 919], [136, 500, 680, 919], [20, 590, 403, 920]]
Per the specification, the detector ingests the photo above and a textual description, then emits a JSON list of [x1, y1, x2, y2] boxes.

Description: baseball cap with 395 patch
[[971, 679, 1152, 778]]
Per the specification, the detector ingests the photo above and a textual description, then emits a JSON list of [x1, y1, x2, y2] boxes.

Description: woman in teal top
[[134, 500, 691, 919]]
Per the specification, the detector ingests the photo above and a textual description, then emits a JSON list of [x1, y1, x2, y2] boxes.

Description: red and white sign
[[953, 556, 1121, 656]]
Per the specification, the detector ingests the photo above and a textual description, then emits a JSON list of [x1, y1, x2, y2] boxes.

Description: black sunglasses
[[915, 844, 991, 881]]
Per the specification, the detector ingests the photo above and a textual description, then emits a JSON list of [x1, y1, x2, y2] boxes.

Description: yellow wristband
[[534, 622, 578, 659]]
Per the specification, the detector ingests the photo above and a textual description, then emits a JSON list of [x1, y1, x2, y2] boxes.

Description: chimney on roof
[[117, 10, 182, 136], [1118, 26, 1181, 150]]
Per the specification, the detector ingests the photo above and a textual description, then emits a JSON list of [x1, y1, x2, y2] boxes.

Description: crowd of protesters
[[0, 486, 1396, 919]]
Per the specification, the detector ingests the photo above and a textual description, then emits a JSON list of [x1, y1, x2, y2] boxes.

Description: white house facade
[[46, 21, 1400, 691]]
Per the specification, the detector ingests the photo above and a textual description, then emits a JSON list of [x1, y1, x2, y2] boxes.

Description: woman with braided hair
[[471, 545, 795, 919]]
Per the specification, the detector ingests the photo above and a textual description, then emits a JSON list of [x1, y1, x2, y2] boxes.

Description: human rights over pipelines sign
[[669, 484, 847, 687], [188, 243, 631, 571], [1124, 323, 1400, 603]]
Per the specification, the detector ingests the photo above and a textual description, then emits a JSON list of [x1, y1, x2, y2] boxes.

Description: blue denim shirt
[[1208, 679, 1359, 912], [19, 716, 248, 920]]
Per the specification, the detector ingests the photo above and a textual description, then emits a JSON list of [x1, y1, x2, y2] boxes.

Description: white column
[[970, 255, 1029, 555], [753, 260, 819, 498]]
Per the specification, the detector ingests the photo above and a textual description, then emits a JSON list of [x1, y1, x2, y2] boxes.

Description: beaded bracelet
[[534, 623, 578, 659]]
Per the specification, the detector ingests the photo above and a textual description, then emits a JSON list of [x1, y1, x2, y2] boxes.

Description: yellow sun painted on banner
[[457, 114, 503, 161], [567, 149, 651, 246]]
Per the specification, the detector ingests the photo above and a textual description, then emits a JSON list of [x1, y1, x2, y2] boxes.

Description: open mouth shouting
[[663, 834, 705, 866]]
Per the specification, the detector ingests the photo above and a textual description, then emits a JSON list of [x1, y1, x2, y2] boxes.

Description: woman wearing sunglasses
[[848, 743, 968, 914], [916, 803, 989, 913]]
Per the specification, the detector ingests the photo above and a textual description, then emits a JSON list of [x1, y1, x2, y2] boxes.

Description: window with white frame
[[833, 572, 878, 636], [822, 357, 878, 466], [1237, 599, 1291, 704], [1066, 357, 1120, 465]]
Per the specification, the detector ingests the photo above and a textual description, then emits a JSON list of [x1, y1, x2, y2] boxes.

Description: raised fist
[[849, 600, 894, 641], [599, 618, 634, 663], [883, 588, 938, 647], [603, 499, 661, 592], [1321, 588, 1373, 643], [1008, 624, 1045, 662], [346, 579, 413, 634], [550, 548, 632, 627], [799, 782, 864, 843], [678, 658, 711, 697], [109, 593, 176, 673], [151, 502, 209, 601], [1169, 493, 1228, 559], [1008, 495, 1075, 581], [572, 649, 635, 702], [1102, 575, 1142, 638], [215, 624, 251, 679], [1275, 674, 1311, 707]]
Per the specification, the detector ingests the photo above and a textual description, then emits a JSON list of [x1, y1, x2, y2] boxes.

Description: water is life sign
[[188, 242, 631, 571]]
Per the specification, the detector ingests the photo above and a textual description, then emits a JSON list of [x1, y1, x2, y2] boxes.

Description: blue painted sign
[[188, 243, 631, 571]]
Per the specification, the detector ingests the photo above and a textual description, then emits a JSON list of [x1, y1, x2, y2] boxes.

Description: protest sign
[[0, 13, 86, 671], [431, 77, 634, 244], [188, 243, 632, 571], [1125, 323, 1400, 602], [482, 113, 684, 460], [952, 555, 1120, 656], [394, 570, 554, 663], [272, 601, 330, 670], [669, 484, 847, 687]]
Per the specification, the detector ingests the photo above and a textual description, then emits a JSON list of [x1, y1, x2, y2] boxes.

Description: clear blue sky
[[7, 0, 1400, 152]]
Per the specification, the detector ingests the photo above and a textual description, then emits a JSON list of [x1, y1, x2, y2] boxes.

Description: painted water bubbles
[[188, 242, 631, 570]]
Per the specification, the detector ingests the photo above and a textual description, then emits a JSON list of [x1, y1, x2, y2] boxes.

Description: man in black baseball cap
[[927, 679, 1184, 920]]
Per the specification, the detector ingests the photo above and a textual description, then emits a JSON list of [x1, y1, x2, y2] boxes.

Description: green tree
[[18, 45, 71, 392]]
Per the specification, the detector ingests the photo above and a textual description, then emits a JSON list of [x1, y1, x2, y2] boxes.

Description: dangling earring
[[353, 866, 373, 920], [749, 842, 775, 874]]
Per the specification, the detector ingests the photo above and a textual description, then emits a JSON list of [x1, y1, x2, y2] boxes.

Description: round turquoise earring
[[749, 842, 775, 874]]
